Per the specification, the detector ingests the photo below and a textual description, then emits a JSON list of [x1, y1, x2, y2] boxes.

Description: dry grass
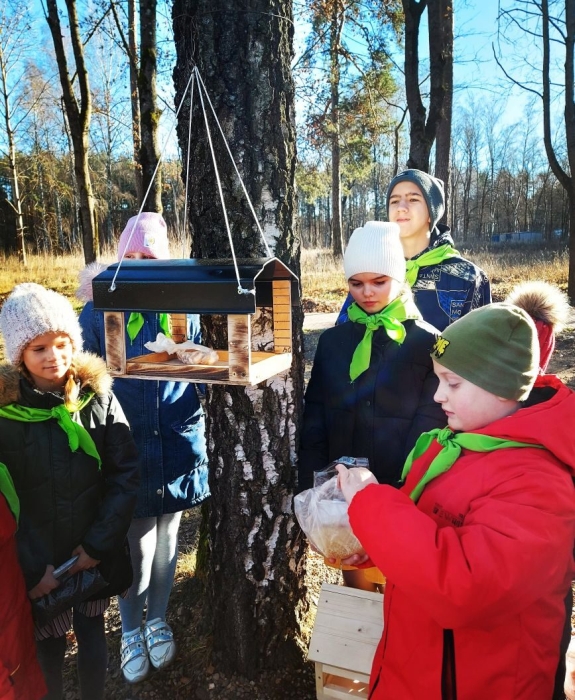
[[459, 244, 569, 299], [0, 243, 568, 310], [0, 253, 89, 305], [300, 243, 570, 307], [300, 249, 347, 309]]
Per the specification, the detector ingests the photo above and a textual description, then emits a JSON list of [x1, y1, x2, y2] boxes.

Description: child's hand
[[335, 464, 378, 504], [330, 552, 371, 567], [69, 545, 100, 574], [28, 565, 59, 599]]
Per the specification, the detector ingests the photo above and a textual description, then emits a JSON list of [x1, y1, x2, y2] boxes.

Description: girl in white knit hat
[[0, 283, 139, 700], [298, 221, 446, 591]]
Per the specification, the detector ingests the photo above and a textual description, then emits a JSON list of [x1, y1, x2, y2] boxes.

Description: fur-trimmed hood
[[76, 262, 109, 304], [505, 280, 571, 332], [0, 351, 112, 407]]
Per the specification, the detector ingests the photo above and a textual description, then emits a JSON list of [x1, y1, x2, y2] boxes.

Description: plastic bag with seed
[[294, 459, 366, 560]]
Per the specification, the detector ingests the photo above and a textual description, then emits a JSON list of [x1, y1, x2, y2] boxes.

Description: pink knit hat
[[117, 212, 170, 260]]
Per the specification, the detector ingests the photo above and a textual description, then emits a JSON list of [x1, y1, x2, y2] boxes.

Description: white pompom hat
[[343, 221, 405, 282], [0, 283, 83, 365]]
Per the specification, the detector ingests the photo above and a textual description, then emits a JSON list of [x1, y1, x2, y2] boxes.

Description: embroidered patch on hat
[[432, 337, 450, 357], [144, 234, 156, 247]]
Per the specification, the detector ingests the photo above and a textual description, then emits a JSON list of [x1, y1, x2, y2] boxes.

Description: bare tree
[[109, 0, 143, 203], [44, 0, 97, 263], [402, 0, 453, 206], [0, 0, 32, 262], [496, 0, 575, 298]]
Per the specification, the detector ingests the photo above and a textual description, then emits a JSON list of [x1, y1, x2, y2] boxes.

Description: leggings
[[36, 611, 107, 700], [119, 512, 182, 633]]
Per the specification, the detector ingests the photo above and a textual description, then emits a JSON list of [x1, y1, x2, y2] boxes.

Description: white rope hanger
[[109, 65, 272, 297], [193, 67, 272, 259]]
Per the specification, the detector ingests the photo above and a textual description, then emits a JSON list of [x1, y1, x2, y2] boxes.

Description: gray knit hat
[[0, 283, 83, 365], [387, 169, 445, 231], [431, 303, 539, 401], [343, 221, 405, 282]]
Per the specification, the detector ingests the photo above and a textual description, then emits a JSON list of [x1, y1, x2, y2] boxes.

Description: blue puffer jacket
[[78, 301, 209, 518], [337, 225, 491, 330]]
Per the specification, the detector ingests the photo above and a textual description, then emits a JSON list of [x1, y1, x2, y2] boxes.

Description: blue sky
[[293, 0, 537, 127]]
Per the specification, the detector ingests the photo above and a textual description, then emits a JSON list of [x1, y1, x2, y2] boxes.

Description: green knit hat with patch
[[430, 304, 540, 401]]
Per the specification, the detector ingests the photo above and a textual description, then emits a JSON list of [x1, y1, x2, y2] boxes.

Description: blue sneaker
[[120, 628, 150, 683], [144, 618, 176, 670]]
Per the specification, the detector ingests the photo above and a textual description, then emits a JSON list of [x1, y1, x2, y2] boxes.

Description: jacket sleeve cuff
[[81, 540, 106, 561]]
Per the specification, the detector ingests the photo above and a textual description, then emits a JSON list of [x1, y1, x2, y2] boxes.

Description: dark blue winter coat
[[336, 225, 491, 330], [79, 303, 209, 518], [298, 318, 446, 491]]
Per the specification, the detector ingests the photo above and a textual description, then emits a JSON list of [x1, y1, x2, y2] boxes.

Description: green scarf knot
[[127, 312, 171, 343], [0, 392, 101, 470], [401, 426, 543, 503], [405, 243, 460, 287], [347, 295, 421, 382], [0, 462, 19, 523]]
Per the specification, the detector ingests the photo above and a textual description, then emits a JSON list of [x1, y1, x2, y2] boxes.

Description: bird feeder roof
[[91, 257, 299, 314]]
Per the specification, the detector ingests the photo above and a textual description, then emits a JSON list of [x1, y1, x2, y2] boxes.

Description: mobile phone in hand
[[53, 555, 80, 579]]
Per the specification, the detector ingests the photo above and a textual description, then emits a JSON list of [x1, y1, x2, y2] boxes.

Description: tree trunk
[[45, 0, 96, 263], [139, 0, 162, 212], [0, 45, 26, 264], [330, 2, 344, 257], [172, 0, 307, 677], [109, 0, 143, 204], [403, 0, 430, 170], [432, 0, 453, 221], [540, 0, 575, 299], [403, 0, 453, 177], [129, 0, 143, 204]]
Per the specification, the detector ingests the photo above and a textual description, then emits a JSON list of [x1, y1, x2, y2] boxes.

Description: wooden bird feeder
[[91, 257, 298, 386], [308, 583, 384, 699]]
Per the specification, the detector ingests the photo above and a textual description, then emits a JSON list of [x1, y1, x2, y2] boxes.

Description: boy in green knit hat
[[335, 303, 575, 699], [337, 169, 491, 330]]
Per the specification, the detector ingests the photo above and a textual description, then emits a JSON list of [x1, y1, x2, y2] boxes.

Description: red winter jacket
[[348, 374, 575, 700], [0, 495, 45, 700]]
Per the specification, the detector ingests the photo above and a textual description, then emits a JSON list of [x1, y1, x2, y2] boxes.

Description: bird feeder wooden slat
[[92, 257, 298, 386]]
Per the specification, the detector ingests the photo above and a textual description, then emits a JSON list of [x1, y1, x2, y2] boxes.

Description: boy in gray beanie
[[386, 168, 445, 234], [337, 169, 491, 331]]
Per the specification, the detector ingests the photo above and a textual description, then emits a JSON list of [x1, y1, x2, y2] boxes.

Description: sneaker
[[120, 628, 150, 683], [143, 618, 176, 670]]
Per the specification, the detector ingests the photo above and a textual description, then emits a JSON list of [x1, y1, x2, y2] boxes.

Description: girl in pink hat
[[78, 213, 209, 684]]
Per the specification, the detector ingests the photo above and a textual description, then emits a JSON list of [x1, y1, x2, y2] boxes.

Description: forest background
[[2, 0, 575, 698], [0, 0, 571, 261]]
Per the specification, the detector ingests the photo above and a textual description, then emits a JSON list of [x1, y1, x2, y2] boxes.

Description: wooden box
[[91, 257, 298, 386], [307, 583, 384, 699]]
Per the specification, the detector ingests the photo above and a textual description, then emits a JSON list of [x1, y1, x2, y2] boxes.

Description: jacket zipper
[[442, 628, 457, 700]]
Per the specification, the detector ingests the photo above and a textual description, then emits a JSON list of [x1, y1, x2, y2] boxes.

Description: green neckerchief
[[347, 294, 422, 382], [0, 462, 19, 523], [405, 243, 460, 287], [0, 392, 101, 470], [401, 426, 543, 503], [127, 313, 171, 343]]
